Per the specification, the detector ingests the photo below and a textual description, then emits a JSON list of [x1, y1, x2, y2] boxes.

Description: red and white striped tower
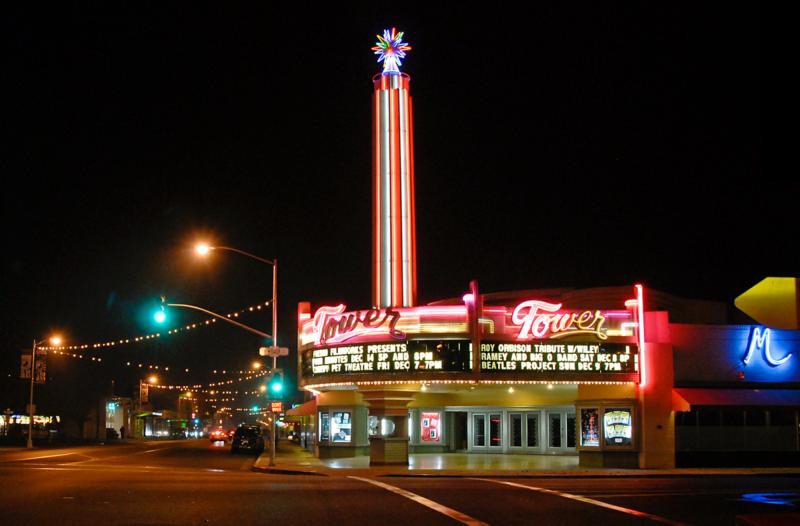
[[371, 28, 417, 308]]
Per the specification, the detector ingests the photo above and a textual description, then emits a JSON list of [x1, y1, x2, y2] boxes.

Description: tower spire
[[371, 28, 417, 307]]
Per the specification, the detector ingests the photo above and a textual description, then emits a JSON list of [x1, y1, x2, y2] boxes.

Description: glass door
[[509, 413, 523, 450], [488, 413, 503, 451], [524, 412, 541, 453], [548, 412, 562, 451], [472, 413, 487, 450]]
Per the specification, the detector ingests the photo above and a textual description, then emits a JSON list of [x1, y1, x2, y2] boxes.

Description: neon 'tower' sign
[[311, 304, 404, 346], [511, 300, 607, 340]]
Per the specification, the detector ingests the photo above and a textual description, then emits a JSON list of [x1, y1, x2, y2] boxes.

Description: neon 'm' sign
[[742, 327, 792, 367], [512, 300, 607, 341]]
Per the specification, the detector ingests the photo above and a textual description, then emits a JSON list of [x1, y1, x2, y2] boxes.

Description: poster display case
[[575, 401, 637, 451], [318, 409, 353, 445]]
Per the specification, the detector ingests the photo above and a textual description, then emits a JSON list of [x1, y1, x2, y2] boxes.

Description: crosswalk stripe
[[349, 476, 489, 526], [473, 478, 688, 526]]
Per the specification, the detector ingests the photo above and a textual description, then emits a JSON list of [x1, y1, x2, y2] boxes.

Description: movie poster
[[580, 408, 599, 447], [420, 411, 440, 442]]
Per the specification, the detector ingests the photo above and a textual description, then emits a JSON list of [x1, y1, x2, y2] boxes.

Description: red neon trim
[[389, 87, 402, 306], [635, 284, 646, 387], [408, 95, 417, 306], [372, 90, 381, 308], [401, 89, 412, 307]]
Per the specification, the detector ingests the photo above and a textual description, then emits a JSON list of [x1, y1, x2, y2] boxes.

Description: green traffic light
[[154, 310, 166, 324], [270, 382, 283, 393]]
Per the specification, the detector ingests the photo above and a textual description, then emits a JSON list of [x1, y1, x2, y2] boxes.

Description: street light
[[138, 375, 158, 418], [27, 335, 62, 449], [193, 242, 280, 466]]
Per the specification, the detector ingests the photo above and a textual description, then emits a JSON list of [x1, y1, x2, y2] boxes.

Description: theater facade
[[288, 31, 799, 468], [294, 286, 800, 468]]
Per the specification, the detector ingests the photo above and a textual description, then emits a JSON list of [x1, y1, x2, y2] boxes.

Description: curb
[[380, 472, 800, 479], [251, 465, 328, 476]]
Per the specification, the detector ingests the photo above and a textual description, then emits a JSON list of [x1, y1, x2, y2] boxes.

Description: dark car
[[170, 428, 187, 439], [231, 425, 265, 454]]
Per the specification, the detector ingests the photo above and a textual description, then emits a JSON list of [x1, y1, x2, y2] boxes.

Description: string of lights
[[148, 371, 268, 391], [45, 348, 264, 377], [38, 300, 271, 351]]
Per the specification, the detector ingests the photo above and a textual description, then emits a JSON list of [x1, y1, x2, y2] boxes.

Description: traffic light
[[154, 304, 167, 324], [268, 370, 284, 396]]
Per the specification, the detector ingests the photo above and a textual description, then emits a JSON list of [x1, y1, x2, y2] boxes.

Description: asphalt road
[[1, 440, 798, 525]]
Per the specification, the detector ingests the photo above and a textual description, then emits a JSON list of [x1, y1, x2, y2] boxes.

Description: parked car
[[169, 428, 187, 439], [231, 425, 264, 454]]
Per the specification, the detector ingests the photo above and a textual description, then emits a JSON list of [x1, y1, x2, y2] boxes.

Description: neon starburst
[[372, 28, 411, 75]]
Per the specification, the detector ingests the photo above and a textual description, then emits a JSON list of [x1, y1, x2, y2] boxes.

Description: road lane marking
[[11, 452, 81, 462], [348, 476, 488, 526], [62, 446, 173, 465], [473, 479, 687, 526]]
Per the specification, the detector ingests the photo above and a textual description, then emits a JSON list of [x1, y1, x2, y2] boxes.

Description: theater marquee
[[298, 290, 642, 384]]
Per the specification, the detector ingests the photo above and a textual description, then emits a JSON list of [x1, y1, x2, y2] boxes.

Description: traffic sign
[[270, 401, 283, 413], [735, 277, 799, 329], [259, 346, 289, 357]]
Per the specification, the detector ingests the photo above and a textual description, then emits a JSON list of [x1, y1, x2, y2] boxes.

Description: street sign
[[259, 346, 289, 357], [270, 401, 283, 413], [735, 277, 799, 329]]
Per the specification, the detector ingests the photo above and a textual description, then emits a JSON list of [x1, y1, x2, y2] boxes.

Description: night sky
[[3, 5, 772, 408]]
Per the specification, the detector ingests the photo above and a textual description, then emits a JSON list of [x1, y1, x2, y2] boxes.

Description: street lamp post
[[194, 244, 279, 466], [27, 336, 61, 449]]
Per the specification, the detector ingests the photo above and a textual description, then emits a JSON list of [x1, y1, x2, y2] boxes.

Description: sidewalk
[[252, 443, 800, 478]]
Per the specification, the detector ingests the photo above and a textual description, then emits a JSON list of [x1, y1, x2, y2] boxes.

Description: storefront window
[[319, 412, 330, 442], [745, 409, 766, 426], [580, 408, 600, 447], [698, 408, 720, 426], [510, 413, 522, 447], [676, 411, 697, 427], [603, 408, 633, 446], [721, 409, 744, 427], [421, 411, 441, 442], [770, 409, 796, 427], [331, 411, 351, 443], [368, 415, 379, 436]]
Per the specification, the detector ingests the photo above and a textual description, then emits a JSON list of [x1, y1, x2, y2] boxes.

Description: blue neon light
[[742, 327, 793, 367]]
